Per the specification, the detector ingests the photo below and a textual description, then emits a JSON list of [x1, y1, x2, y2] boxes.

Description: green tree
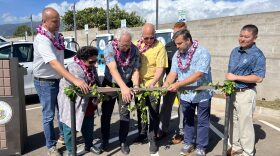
[[62, 5, 145, 31], [13, 25, 32, 37]]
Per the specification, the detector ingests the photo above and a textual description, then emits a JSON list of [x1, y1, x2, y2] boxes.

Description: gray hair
[[114, 28, 133, 40], [173, 29, 193, 42]]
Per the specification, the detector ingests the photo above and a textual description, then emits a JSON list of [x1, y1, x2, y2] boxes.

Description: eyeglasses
[[143, 36, 155, 40], [119, 44, 131, 48]]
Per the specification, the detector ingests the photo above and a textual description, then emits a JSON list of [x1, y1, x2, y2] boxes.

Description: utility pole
[[73, 2, 77, 42], [156, 0, 158, 30], [30, 14, 34, 41], [106, 0, 110, 33]]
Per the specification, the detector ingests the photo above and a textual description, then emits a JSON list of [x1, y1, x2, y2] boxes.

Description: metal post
[[222, 94, 232, 156], [106, 0, 110, 33], [73, 2, 77, 42], [30, 14, 34, 41], [156, 0, 158, 30]]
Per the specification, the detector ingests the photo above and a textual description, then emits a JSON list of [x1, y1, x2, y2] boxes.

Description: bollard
[[222, 94, 233, 156]]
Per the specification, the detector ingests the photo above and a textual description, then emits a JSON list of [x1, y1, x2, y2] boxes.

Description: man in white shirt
[[33, 7, 90, 156]]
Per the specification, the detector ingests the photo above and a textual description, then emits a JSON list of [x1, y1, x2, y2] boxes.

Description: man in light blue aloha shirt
[[163, 29, 212, 156]]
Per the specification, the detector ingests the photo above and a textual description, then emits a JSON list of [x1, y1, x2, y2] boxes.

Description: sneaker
[[180, 144, 195, 156], [196, 148, 206, 156], [85, 145, 102, 155], [120, 143, 130, 155], [48, 146, 61, 156], [57, 136, 65, 145], [133, 134, 148, 144], [149, 142, 159, 154], [99, 140, 109, 151], [172, 133, 184, 144]]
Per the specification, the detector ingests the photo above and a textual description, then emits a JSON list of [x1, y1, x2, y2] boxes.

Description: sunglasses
[[143, 36, 155, 40]]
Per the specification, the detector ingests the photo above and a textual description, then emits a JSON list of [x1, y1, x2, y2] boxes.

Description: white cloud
[[0, 0, 280, 25]]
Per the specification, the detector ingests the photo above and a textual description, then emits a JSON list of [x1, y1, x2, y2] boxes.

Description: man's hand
[[225, 73, 237, 81], [148, 82, 155, 88], [120, 85, 133, 103], [133, 85, 140, 94], [73, 79, 90, 94], [168, 82, 180, 92]]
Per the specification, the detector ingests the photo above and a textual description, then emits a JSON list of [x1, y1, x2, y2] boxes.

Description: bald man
[[33, 7, 90, 156], [134, 23, 168, 154]]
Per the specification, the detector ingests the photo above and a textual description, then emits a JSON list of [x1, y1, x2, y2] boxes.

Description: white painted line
[[210, 123, 224, 139], [26, 106, 42, 111], [259, 120, 280, 132]]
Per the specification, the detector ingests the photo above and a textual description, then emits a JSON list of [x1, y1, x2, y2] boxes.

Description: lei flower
[[111, 39, 131, 67], [36, 25, 65, 50], [177, 40, 198, 70], [136, 37, 157, 54], [74, 56, 95, 84]]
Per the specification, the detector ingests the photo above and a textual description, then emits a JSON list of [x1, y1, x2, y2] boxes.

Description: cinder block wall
[[11, 11, 280, 100]]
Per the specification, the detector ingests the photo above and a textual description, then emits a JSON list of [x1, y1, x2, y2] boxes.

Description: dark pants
[[136, 95, 160, 143], [63, 116, 94, 153], [100, 79, 132, 143], [181, 99, 211, 151]]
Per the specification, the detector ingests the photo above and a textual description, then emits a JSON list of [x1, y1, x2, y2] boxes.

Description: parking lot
[[23, 96, 280, 156]]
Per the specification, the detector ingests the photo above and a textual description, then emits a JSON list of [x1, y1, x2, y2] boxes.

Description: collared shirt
[[228, 43, 266, 89], [136, 41, 168, 87], [171, 44, 213, 103], [104, 42, 140, 84], [33, 29, 64, 79]]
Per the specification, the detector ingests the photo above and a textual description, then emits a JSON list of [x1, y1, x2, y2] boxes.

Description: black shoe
[[85, 145, 102, 155], [120, 143, 130, 155], [133, 134, 148, 144], [150, 142, 159, 154], [99, 141, 109, 151]]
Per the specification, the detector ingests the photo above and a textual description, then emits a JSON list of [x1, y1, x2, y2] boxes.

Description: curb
[[211, 97, 280, 119]]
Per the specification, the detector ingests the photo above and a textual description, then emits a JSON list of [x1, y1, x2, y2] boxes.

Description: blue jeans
[[34, 79, 64, 148], [63, 116, 95, 153], [181, 99, 211, 151]]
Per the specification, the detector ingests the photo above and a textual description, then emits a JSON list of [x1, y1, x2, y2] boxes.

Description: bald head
[[42, 7, 60, 34], [142, 23, 156, 45]]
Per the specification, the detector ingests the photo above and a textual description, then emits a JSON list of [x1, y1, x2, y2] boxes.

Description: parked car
[[0, 41, 76, 95]]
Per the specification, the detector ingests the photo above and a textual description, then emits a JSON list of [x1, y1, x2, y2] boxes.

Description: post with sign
[[121, 19, 126, 28], [85, 24, 89, 46], [178, 9, 187, 22]]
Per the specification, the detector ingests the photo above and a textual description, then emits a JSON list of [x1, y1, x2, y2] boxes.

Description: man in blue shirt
[[226, 24, 266, 156], [100, 28, 140, 155], [163, 29, 212, 156]]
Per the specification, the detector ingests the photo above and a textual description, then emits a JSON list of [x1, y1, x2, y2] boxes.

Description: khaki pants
[[232, 88, 256, 156]]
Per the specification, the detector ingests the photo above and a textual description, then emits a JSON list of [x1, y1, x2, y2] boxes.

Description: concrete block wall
[[10, 11, 280, 100]]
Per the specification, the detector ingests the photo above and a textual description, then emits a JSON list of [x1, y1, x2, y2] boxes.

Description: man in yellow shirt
[[134, 23, 168, 154]]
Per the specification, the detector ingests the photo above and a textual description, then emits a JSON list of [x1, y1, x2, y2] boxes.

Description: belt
[[34, 77, 59, 82], [235, 87, 254, 92]]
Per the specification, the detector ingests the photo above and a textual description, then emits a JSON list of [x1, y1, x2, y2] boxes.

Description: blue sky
[[0, 0, 279, 25]]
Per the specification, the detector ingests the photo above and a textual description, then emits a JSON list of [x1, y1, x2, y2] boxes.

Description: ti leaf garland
[[64, 80, 236, 123]]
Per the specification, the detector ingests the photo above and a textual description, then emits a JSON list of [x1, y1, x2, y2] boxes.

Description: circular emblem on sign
[[99, 39, 106, 51], [0, 101, 13, 125], [157, 37, 166, 45]]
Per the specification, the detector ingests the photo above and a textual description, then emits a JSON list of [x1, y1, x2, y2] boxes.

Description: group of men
[[33, 7, 265, 156]]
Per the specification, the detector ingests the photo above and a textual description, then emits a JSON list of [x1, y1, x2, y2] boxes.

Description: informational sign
[[178, 10, 187, 22], [121, 19, 126, 28], [84, 24, 89, 34], [96, 34, 114, 80]]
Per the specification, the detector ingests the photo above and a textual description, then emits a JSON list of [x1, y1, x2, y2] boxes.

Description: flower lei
[[177, 40, 198, 70], [74, 56, 95, 84], [111, 39, 131, 67], [136, 37, 157, 54], [36, 25, 65, 50]]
